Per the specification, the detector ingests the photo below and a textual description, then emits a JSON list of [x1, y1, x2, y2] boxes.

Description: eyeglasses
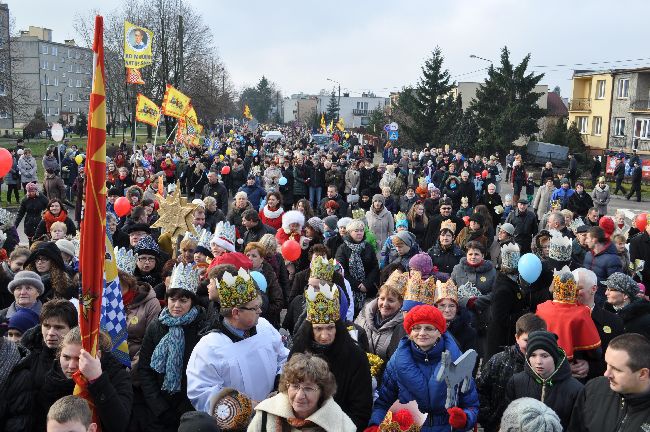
[[137, 256, 156, 262], [411, 325, 439, 333], [288, 383, 319, 395], [237, 304, 262, 312]]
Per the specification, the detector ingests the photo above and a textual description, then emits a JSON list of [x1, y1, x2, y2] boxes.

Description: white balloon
[[51, 123, 64, 142]]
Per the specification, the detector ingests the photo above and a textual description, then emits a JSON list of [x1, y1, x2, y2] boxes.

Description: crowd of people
[[0, 124, 649, 432]]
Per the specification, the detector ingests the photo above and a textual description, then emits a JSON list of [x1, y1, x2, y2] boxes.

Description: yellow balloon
[[219, 154, 224, 161], [226, 148, 232, 156], [75, 155, 84, 165], [344, 133, 350, 139], [229, 129, 235, 135]]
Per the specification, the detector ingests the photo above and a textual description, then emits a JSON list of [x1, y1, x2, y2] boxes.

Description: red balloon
[[463, 216, 470, 226], [481, 170, 489, 179], [114, 196, 132, 217], [636, 213, 648, 232], [0, 148, 12, 178], [221, 166, 231, 175], [281, 239, 301, 262]]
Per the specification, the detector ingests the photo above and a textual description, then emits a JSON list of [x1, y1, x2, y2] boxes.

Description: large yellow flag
[[124, 21, 153, 69], [336, 117, 345, 131], [185, 105, 198, 125], [320, 113, 326, 131], [328, 119, 334, 133], [161, 84, 191, 119], [135, 94, 161, 127], [243, 104, 253, 120]]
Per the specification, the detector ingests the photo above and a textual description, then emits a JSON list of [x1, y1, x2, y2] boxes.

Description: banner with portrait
[[124, 21, 153, 69]]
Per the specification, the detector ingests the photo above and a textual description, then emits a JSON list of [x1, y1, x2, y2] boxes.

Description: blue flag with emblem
[[101, 233, 131, 367]]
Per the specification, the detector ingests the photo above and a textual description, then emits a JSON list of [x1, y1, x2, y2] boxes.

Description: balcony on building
[[568, 98, 591, 111], [609, 135, 628, 149], [352, 109, 369, 116], [629, 99, 650, 112]]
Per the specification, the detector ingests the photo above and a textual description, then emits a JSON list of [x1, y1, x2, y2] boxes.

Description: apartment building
[[0, 2, 11, 132]]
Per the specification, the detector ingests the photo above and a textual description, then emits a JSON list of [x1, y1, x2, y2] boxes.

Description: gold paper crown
[[434, 279, 458, 304], [352, 208, 366, 220], [367, 352, 385, 378], [550, 199, 562, 209], [440, 219, 456, 234], [394, 212, 407, 224], [379, 410, 421, 432], [552, 266, 578, 304], [306, 283, 340, 324], [309, 255, 336, 282], [403, 271, 437, 306], [384, 270, 409, 297], [218, 268, 258, 308]]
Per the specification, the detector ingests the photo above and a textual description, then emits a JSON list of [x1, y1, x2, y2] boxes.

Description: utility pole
[[178, 15, 184, 89], [337, 83, 341, 122], [44, 73, 48, 125]]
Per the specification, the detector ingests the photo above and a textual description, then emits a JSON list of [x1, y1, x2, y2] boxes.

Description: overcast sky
[[6, 0, 650, 98]]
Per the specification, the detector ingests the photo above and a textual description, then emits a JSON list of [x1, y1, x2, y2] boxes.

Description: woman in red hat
[[365, 304, 479, 432]]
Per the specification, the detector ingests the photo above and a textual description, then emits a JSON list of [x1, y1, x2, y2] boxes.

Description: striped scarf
[[150, 306, 199, 393]]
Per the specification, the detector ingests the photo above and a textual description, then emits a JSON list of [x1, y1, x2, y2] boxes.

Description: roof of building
[[547, 92, 568, 117]]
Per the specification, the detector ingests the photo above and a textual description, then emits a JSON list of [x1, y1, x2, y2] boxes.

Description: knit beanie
[[500, 397, 562, 432], [403, 304, 446, 334], [8, 270, 45, 295], [372, 194, 385, 205], [307, 217, 324, 234], [598, 216, 615, 240], [394, 231, 415, 249], [395, 219, 408, 229], [25, 182, 38, 193], [526, 331, 561, 367], [8, 308, 40, 334], [55, 239, 76, 258], [409, 253, 433, 277], [177, 411, 220, 432], [323, 215, 339, 232], [337, 217, 353, 229]]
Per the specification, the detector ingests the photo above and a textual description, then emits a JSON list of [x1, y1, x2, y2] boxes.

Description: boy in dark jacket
[[506, 330, 583, 430], [477, 313, 547, 432]]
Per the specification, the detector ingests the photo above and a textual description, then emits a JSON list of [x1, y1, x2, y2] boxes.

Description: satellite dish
[[51, 123, 64, 142]]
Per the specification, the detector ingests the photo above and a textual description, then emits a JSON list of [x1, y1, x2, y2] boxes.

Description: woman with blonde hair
[[407, 200, 428, 248]]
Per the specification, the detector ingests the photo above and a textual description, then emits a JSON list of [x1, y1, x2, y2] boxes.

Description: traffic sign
[[383, 124, 391, 132], [389, 131, 399, 141], [389, 122, 399, 131]]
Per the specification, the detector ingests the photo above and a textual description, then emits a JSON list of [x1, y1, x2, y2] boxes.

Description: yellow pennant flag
[[185, 105, 198, 126], [243, 104, 253, 120], [124, 21, 153, 69], [320, 113, 326, 130], [135, 94, 161, 127], [328, 119, 334, 133], [336, 117, 345, 131], [162, 84, 191, 119]]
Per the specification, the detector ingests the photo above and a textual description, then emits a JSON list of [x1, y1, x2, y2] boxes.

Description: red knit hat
[[403, 304, 446, 334], [599, 216, 615, 240]]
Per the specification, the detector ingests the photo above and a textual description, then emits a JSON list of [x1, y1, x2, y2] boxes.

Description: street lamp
[[326, 77, 341, 121], [469, 54, 493, 63]]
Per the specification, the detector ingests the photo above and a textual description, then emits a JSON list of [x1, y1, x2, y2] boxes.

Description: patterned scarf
[[150, 306, 199, 393], [344, 238, 366, 283], [0, 339, 21, 391]]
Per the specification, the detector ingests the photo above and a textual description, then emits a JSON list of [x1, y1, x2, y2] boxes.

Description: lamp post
[[469, 54, 493, 64], [326, 77, 341, 122]]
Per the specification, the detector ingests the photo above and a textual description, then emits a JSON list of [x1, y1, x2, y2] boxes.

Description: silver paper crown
[[458, 281, 482, 303], [500, 242, 521, 269], [548, 233, 573, 262], [0, 230, 6, 249], [568, 218, 585, 233], [183, 225, 209, 243], [211, 221, 236, 245], [197, 229, 212, 250], [169, 262, 200, 294], [114, 247, 137, 274], [0, 208, 15, 228]]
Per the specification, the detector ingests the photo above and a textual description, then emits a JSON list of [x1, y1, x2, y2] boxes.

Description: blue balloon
[[518, 253, 542, 283], [250, 271, 267, 293], [278, 176, 287, 186], [252, 149, 259, 157]]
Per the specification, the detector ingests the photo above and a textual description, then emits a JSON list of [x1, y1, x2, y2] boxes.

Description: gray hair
[[572, 268, 597, 289], [235, 191, 248, 200], [499, 397, 562, 432], [548, 212, 565, 228], [347, 219, 365, 232]]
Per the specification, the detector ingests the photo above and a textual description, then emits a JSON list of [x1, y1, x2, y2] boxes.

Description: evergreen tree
[[74, 113, 88, 137], [367, 108, 388, 135], [565, 121, 585, 154], [326, 91, 339, 123], [448, 97, 480, 154], [470, 46, 546, 154], [254, 76, 274, 122], [24, 108, 48, 139]]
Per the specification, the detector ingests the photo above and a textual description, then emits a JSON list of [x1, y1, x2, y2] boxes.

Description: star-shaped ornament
[[151, 182, 198, 239]]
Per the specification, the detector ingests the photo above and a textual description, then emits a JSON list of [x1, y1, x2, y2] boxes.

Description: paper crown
[[218, 268, 258, 308], [394, 212, 407, 224], [384, 270, 409, 297], [403, 271, 437, 306], [211, 221, 236, 253], [457, 281, 482, 304], [183, 225, 207, 243], [309, 255, 336, 282], [197, 228, 212, 250], [306, 283, 340, 324], [434, 279, 458, 304], [352, 208, 366, 220], [0, 208, 15, 228], [210, 388, 253, 430], [500, 242, 521, 270], [550, 199, 562, 209], [552, 266, 578, 303], [114, 246, 137, 274], [134, 235, 160, 256], [169, 262, 200, 294], [460, 196, 469, 206], [440, 219, 456, 234], [548, 233, 572, 262], [568, 217, 585, 233]]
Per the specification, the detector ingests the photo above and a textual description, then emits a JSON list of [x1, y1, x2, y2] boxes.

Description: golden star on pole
[[151, 182, 198, 239]]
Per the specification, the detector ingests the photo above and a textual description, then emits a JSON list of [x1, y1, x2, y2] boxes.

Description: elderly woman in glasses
[[248, 353, 356, 431]]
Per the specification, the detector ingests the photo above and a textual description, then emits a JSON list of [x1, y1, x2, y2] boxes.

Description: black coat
[[0, 342, 32, 432], [505, 209, 537, 254], [14, 193, 49, 238], [447, 306, 477, 352], [506, 356, 583, 430], [630, 231, 650, 283], [201, 181, 229, 215], [605, 298, 650, 339], [240, 222, 276, 251], [138, 307, 208, 431], [335, 238, 379, 297], [33, 213, 77, 240], [290, 321, 373, 431], [585, 306, 624, 380], [39, 352, 133, 432], [486, 273, 529, 358], [457, 180, 475, 207], [568, 376, 650, 432], [427, 241, 463, 276], [567, 192, 594, 218]]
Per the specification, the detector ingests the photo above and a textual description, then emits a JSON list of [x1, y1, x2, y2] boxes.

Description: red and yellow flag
[[126, 67, 145, 85], [161, 84, 191, 119], [243, 104, 253, 120], [74, 15, 107, 426], [135, 94, 161, 127]]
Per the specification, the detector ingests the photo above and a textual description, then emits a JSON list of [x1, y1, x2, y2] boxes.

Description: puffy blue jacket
[[237, 184, 266, 211], [550, 187, 575, 209], [583, 242, 623, 303], [370, 333, 479, 431]]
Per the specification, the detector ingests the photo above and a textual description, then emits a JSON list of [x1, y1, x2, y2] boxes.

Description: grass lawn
[[604, 181, 650, 200]]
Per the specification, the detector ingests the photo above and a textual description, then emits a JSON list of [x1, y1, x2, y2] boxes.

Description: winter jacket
[[586, 306, 624, 380], [263, 166, 283, 192], [476, 344, 525, 432], [201, 181, 229, 215], [442, 178, 462, 209], [447, 306, 478, 352], [126, 283, 162, 362], [43, 172, 66, 200], [0, 341, 32, 432], [325, 168, 345, 195], [248, 393, 356, 432], [42, 155, 59, 173], [505, 208, 538, 254], [258, 261, 284, 328], [33, 209, 77, 240], [138, 307, 208, 430], [354, 298, 406, 361], [344, 168, 360, 194], [450, 258, 496, 295], [293, 164, 310, 196], [532, 184, 554, 220], [3, 156, 19, 185], [427, 242, 464, 276], [630, 231, 650, 283], [17, 155, 37, 183], [335, 238, 379, 297], [38, 352, 133, 432], [241, 222, 277, 251], [604, 298, 650, 339], [583, 242, 623, 290], [457, 180, 475, 207], [567, 376, 650, 432], [567, 191, 594, 218], [309, 163, 326, 188], [365, 206, 395, 256], [590, 184, 611, 215], [486, 272, 528, 358], [359, 166, 378, 192], [239, 184, 267, 211], [399, 194, 418, 213], [227, 201, 254, 233], [369, 334, 479, 431], [551, 187, 575, 209], [14, 193, 49, 238], [614, 163, 625, 180], [259, 206, 284, 231], [506, 353, 583, 430]]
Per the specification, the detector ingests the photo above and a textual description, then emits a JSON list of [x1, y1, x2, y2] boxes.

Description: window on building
[[68, 64, 73, 73], [52, 63, 56, 71], [617, 78, 630, 98], [54, 77, 59, 87], [76, 79, 81, 88], [0, 83, 5, 96], [0, 111, 8, 119], [592, 116, 602, 135], [577, 116, 589, 134], [595, 80, 606, 99], [68, 79, 73, 88], [634, 118, 650, 139], [67, 48, 71, 58], [75, 51, 80, 59], [614, 118, 626, 136], [41, 44, 48, 55], [51, 46, 58, 56], [69, 93, 74, 102]]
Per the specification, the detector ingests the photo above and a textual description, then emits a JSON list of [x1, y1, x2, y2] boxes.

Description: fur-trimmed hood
[[281, 210, 305, 230]]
